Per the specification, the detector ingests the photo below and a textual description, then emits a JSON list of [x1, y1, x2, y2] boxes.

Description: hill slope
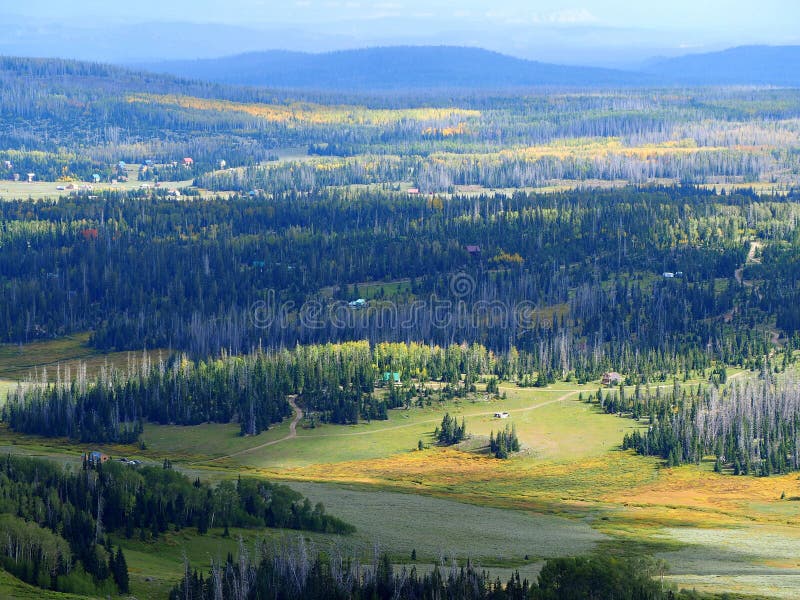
[[644, 45, 800, 86], [141, 44, 800, 90], [140, 46, 641, 90]]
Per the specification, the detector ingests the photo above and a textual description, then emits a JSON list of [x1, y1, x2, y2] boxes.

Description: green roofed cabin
[[382, 372, 401, 386]]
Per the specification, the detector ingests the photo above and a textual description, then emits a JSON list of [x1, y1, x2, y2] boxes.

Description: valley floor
[[1, 336, 799, 598]]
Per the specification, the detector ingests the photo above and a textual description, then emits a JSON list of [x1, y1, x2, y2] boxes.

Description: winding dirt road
[[203, 378, 740, 464], [205, 395, 302, 462]]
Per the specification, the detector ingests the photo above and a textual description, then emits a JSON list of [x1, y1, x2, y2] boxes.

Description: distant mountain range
[[138, 45, 800, 90], [643, 45, 800, 86], [139, 46, 638, 90]]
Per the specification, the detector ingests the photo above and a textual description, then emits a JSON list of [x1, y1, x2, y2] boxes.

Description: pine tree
[[114, 546, 129, 593]]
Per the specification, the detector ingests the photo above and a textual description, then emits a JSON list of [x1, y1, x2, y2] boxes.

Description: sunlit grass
[[0, 333, 169, 381]]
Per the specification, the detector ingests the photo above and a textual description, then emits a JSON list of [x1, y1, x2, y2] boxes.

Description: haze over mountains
[[3, 8, 789, 69], [139, 45, 800, 90]]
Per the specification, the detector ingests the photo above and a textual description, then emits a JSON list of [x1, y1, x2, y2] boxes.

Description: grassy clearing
[[0, 175, 193, 201], [115, 500, 564, 600], [1, 350, 794, 599], [285, 481, 604, 564], [143, 421, 293, 461], [0, 569, 97, 600], [116, 527, 266, 598], [0, 333, 168, 381], [147, 386, 611, 469], [0, 379, 15, 405], [111, 480, 604, 597]]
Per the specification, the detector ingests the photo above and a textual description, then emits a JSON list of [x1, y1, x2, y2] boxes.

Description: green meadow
[[0, 336, 796, 598]]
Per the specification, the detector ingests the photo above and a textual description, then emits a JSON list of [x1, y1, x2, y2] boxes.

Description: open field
[[0, 175, 194, 201], [0, 333, 168, 381], [113, 484, 602, 597], [0, 569, 98, 600], [142, 382, 649, 469], [0, 337, 796, 598], [0, 379, 14, 403], [283, 481, 604, 564]]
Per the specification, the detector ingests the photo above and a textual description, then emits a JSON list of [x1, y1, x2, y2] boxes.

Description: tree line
[[614, 373, 800, 476], [170, 537, 710, 600]]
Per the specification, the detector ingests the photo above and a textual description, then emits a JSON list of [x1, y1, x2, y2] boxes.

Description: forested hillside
[[3, 50, 800, 600], [0, 186, 789, 377], [2, 56, 800, 190], [142, 45, 800, 90], [0, 454, 352, 597]]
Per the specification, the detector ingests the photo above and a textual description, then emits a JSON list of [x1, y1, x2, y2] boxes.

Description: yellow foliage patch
[[127, 94, 480, 127]]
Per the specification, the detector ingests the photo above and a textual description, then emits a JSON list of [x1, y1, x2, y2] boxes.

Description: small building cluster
[[601, 371, 624, 386], [82, 450, 109, 466], [82, 451, 141, 467], [382, 372, 401, 386], [348, 298, 367, 308]]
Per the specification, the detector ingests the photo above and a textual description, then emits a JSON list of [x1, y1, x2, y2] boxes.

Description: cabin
[[12, 173, 20, 181], [26, 173, 35, 182], [407, 187, 420, 195], [466, 245, 481, 256], [92, 173, 101, 183], [83, 451, 110, 465], [348, 298, 367, 308], [182, 157, 194, 167], [219, 159, 227, 169], [2, 160, 11, 169], [601, 372, 624, 386], [494, 411, 510, 419], [382, 372, 401, 386], [662, 272, 675, 278]]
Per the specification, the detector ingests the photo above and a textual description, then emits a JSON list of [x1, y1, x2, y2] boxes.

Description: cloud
[[486, 7, 599, 26], [542, 8, 598, 24]]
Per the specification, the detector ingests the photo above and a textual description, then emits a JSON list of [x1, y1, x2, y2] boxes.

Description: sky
[[1, 0, 797, 65]]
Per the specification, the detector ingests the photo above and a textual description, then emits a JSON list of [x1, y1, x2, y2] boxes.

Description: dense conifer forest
[[0, 454, 352, 596], [618, 374, 800, 475], [0, 186, 786, 376]]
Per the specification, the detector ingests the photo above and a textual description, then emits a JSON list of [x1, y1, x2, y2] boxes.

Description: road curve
[[205, 395, 302, 462], [199, 378, 736, 463]]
